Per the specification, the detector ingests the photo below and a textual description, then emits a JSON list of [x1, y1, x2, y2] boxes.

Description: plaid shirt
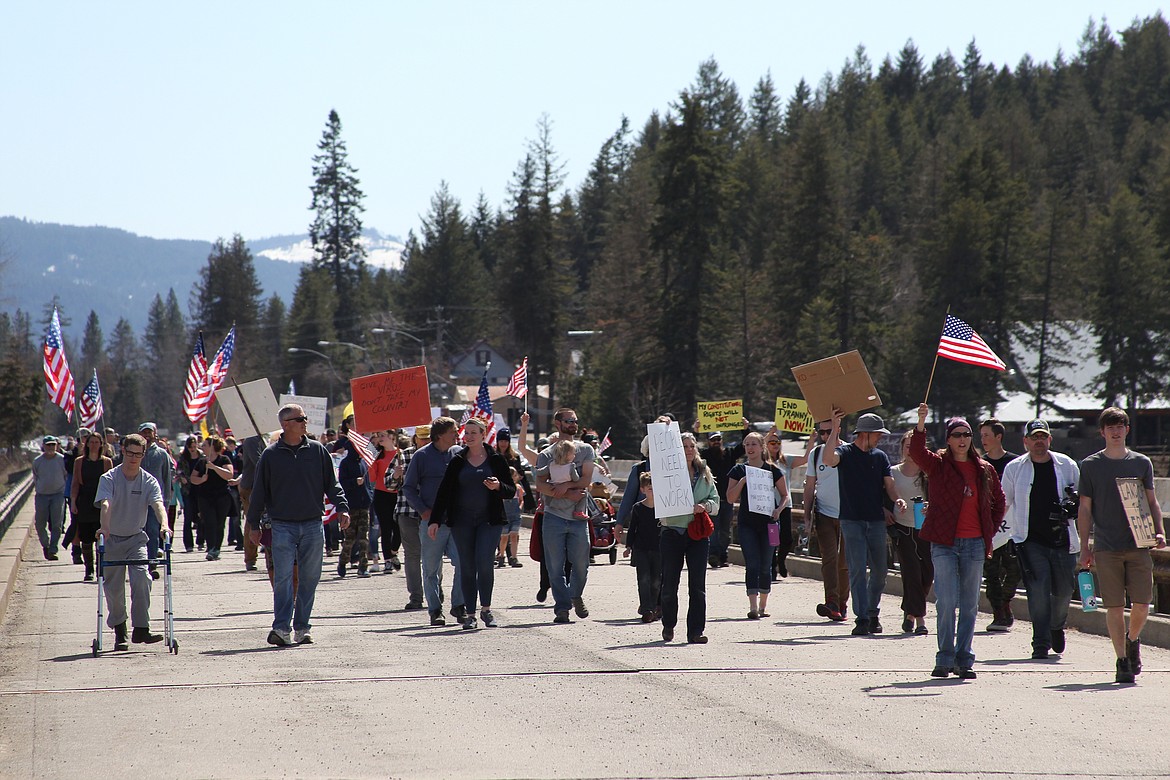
[[393, 447, 419, 521]]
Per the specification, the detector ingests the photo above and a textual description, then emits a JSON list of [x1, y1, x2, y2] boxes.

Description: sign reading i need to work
[[647, 421, 691, 519], [349, 366, 432, 432], [696, 399, 743, 433], [774, 396, 815, 435]]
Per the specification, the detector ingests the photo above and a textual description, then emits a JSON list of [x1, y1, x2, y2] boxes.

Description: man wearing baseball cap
[[33, 436, 68, 560], [138, 423, 173, 579], [822, 409, 906, 636]]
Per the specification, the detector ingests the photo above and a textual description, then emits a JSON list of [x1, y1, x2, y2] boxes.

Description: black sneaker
[[509, 557, 524, 568], [851, 620, 871, 636], [708, 555, 721, 569], [1031, 648, 1049, 660], [572, 597, 589, 618], [816, 603, 832, 618], [267, 629, 291, 647], [536, 587, 548, 603], [1127, 636, 1143, 675], [451, 605, 468, 621], [337, 560, 346, 578], [662, 627, 674, 642], [869, 617, 883, 634], [930, 666, 950, 678], [1116, 657, 1135, 684], [132, 626, 163, 644], [429, 610, 446, 626], [553, 610, 571, 624], [1050, 629, 1066, 654], [405, 601, 425, 611], [954, 666, 977, 680]]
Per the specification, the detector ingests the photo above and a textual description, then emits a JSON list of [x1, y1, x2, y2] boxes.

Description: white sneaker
[[368, 561, 383, 573], [267, 629, 291, 646], [292, 628, 312, 645]]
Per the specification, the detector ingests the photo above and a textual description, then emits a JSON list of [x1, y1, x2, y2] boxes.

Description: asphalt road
[[1, 501, 1168, 780]]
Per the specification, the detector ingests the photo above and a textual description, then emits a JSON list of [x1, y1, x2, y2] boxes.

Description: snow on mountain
[[251, 229, 405, 272]]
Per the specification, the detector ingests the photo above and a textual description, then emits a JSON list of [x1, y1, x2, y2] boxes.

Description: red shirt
[[369, 450, 396, 493], [954, 458, 982, 538]]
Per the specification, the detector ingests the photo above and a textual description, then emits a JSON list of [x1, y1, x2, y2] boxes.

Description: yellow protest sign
[[696, 399, 743, 433], [774, 396, 814, 435]]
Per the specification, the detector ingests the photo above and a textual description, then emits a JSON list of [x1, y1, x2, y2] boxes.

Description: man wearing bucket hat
[[822, 409, 906, 636]]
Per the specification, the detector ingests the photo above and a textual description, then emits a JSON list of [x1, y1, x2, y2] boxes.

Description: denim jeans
[[710, 500, 735, 562], [451, 522, 503, 611], [659, 528, 709, 638], [419, 520, 463, 613], [34, 492, 66, 551], [270, 520, 324, 633], [738, 522, 774, 595], [397, 514, 423, 605], [931, 537, 985, 669], [144, 511, 161, 562], [541, 512, 590, 612], [840, 519, 888, 621], [1016, 541, 1076, 652]]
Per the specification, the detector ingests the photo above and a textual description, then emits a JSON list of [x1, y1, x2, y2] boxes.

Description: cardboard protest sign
[[350, 366, 431, 432], [745, 465, 776, 516], [217, 379, 280, 439], [791, 350, 881, 423], [279, 393, 328, 436], [647, 421, 691, 519], [696, 400, 743, 433], [1117, 477, 1159, 548], [774, 397, 814, 435]]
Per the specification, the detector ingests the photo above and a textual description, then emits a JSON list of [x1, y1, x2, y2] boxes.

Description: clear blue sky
[[2, 2, 1162, 242]]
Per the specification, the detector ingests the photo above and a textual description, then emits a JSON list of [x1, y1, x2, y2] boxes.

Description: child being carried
[[536, 439, 592, 520]]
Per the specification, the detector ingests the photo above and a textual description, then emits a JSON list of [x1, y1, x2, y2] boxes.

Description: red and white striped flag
[[936, 315, 1007, 371], [459, 366, 497, 446], [77, 369, 104, 428], [345, 428, 377, 468], [597, 427, 613, 455], [183, 331, 208, 421], [184, 327, 236, 422], [505, 357, 528, 398], [43, 308, 76, 418]]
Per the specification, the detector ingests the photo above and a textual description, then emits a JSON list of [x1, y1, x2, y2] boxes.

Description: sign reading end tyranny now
[[350, 366, 432, 432]]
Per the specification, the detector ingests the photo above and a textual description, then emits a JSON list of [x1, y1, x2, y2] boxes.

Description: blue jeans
[[710, 500, 735, 562], [931, 538, 985, 669], [451, 522, 503, 611], [738, 522, 774, 595], [541, 512, 590, 612], [145, 511, 161, 561], [270, 520, 324, 633], [659, 528, 708, 638], [1016, 541, 1076, 652], [419, 520, 463, 613], [840, 519, 888, 621], [34, 492, 66, 551]]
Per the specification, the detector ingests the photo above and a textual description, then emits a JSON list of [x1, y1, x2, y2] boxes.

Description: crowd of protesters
[[29, 402, 1166, 684]]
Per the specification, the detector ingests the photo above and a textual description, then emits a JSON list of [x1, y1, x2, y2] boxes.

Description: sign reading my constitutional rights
[[696, 399, 743, 433], [349, 366, 432, 432], [647, 421, 691, 519]]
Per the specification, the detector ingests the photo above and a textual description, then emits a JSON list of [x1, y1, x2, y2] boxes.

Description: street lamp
[[287, 347, 341, 426], [370, 327, 426, 368], [317, 340, 367, 353]]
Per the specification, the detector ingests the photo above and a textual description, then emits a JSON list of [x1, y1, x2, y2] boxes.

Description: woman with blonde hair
[[727, 432, 789, 620]]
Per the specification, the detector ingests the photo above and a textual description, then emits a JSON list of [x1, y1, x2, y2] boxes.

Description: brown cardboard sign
[[1117, 477, 1159, 548], [790, 350, 882, 423]]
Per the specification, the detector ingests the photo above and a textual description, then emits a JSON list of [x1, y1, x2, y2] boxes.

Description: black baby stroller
[[587, 488, 618, 565]]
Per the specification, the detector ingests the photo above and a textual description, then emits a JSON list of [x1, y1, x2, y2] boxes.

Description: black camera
[[1049, 486, 1078, 549]]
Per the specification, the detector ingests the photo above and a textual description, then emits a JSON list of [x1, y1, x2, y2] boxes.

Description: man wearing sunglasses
[[1000, 419, 1081, 660], [247, 404, 350, 647]]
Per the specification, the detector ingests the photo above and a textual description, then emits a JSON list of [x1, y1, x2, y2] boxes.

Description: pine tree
[[284, 266, 338, 403], [190, 235, 262, 377], [80, 310, 105, 378], [142, 290, 188, 432], [105, 318, 143, 433], [309, 109, 367, 343]]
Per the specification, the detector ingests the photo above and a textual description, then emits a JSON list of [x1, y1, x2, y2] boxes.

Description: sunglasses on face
[[560, 419, 578, 425], [283, 416, 309, 423], [817, 430, 831, 436], [949, 432, 973, 439]]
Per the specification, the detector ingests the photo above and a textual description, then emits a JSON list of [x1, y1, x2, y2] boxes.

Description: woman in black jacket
[[428, 418, 516, 630]]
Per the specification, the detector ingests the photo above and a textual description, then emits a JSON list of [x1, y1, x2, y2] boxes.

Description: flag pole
[[922, 305, 951, 404]]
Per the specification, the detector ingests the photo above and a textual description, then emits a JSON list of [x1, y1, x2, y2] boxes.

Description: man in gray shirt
[[96, 433, 171, 650], [32, 435, 68, 560], [247, 404, 349, 647]]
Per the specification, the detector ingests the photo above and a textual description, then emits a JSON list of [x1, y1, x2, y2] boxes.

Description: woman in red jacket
[[909, 403, 1005, 681]]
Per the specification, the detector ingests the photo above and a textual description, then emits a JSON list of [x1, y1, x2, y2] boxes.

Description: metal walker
[[92, 532, 178, 656]]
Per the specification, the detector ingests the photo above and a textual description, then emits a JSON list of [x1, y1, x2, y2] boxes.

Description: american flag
[[345, 428, 377, 468], [183, 332, 208, 421], [184, 327, 237, 422], [505, 357, 528, 398], [460, 367, 497, 446], [77, 369, 104, 428], [597, 427, 613, 455], [936, 315, 1007, 371], [43, 308, 76, 418]]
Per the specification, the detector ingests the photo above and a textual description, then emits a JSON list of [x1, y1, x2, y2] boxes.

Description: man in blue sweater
[[247, 404, 349, 647]]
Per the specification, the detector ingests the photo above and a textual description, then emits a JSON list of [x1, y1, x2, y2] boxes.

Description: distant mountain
[[0, 217, 403, 335]]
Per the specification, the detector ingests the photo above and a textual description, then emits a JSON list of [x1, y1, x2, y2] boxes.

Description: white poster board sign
[[216, 379, 280, 439], [280, 394, 328, 436], [745, 465, 776, 516], [647, 422, 690, 519]]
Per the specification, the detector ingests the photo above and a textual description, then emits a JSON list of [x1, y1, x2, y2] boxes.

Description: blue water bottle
[[912, 497, 926, 530], [1078, 569, 1098, 612]]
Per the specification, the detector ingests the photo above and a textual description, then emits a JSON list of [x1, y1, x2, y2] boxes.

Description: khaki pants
[[240, 486, 259, 567], [815, 511, 849, 609]]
